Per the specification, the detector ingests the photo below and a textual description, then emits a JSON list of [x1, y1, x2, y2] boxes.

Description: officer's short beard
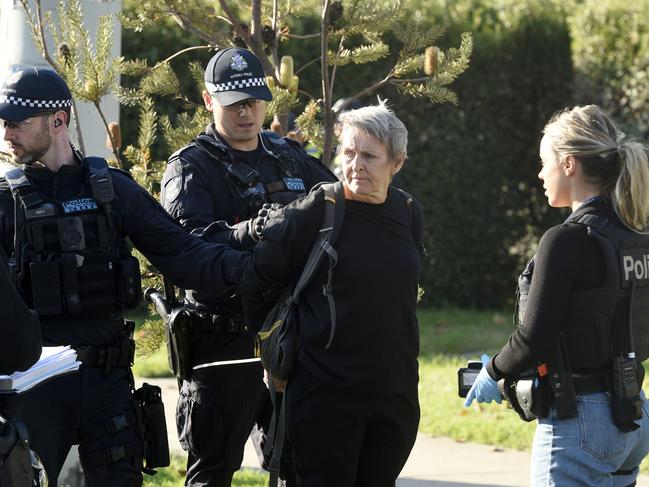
[[12, 119, 52, 165]]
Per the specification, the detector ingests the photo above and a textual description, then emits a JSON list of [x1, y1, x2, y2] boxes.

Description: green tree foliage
[[119, 0, 472, 167], [569, 0, 649, 136], [398, 0, 573, 308], [20, 0, 123, 164]]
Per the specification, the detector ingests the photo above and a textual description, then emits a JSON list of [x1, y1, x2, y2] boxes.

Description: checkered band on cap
[[0, 94, 73, 109], [206, 77, 267, 93]]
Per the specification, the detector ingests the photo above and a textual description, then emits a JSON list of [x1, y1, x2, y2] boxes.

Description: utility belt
[[73, 321, 136, 375], [188, 310, 247, 336], [571, 372, 607, 395], [503, 364, 642, 434]]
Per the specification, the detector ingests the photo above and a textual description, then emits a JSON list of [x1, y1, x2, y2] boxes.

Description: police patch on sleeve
[[62, 198, 98, 214], [163, 175, 183, 203], [283, 177, 305, 192]]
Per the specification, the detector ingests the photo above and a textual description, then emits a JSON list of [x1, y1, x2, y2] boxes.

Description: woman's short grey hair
[[337, 99, 408, 161]]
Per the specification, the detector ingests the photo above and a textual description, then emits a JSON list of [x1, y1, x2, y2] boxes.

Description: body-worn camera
[[458, 360, 483, 397]]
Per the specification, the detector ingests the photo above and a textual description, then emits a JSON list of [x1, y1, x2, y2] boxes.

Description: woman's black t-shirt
[[241, 185, 422, 395]]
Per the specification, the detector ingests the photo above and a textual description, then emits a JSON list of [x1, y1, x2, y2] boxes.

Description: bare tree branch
[[95, 104, 122, 167], [160, 45, 214, 65], [296, 56, 321, 75], [284, 32, 321, 39], [320, 0, 334, 168], [22, 0, 86, 153]]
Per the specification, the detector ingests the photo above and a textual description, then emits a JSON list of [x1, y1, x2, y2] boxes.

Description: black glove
[[248, 203, 283, 242], [233, 203, 284, 249]]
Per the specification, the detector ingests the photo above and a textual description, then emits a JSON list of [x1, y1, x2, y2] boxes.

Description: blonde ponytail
[[613, 141, 649, 232]]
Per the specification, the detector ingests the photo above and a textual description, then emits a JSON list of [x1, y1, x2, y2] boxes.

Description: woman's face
[[340, 128, 404, 204], [538, 134, 571, 208]]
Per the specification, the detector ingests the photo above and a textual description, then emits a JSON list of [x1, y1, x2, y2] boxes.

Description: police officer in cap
[[0, 67, 249, 486], [465, 105, 649, 486], [160, 47, 335, 486]]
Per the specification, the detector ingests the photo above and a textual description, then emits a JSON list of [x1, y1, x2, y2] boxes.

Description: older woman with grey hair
[[241, 101, 424, 487]]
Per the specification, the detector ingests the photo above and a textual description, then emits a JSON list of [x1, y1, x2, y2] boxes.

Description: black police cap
[[204, 48, 272, 107], [0, 67, 73, 122]]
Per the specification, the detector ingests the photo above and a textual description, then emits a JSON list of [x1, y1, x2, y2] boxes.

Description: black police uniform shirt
[[0, 247, 41, 374], [488, 198, 616, 380], [160, 123, 336, 311], [0, 156, 249, 348], [241, 185, 423, 396]]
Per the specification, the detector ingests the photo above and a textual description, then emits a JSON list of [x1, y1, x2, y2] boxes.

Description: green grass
[[132, 346, 172, 378], [134, 306, 649, 474], [143, 454, 268, 486]]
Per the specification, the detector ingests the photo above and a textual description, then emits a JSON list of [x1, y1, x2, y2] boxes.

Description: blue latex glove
[[464, 354, 502, 407]]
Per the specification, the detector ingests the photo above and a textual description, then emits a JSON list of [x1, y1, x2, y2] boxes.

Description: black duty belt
[[74, 339, 135, 374], [189, 312, 247, 335], [572, 373, 607, 395]]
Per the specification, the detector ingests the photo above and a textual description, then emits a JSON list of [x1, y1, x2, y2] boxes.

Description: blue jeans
[[531, 392, 649, 486]]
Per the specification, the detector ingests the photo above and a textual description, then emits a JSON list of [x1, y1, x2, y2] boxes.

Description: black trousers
[[285, 367, 419, 487], [176, 332, 268, 487], [19, 366, 143, 486]]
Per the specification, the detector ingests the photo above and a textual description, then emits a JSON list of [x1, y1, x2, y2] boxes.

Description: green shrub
[[397, 0, 572, 307], [569, 0, 649, 137]]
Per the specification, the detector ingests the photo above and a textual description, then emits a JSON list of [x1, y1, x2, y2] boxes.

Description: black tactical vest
[[5, 158, 141, 318], [189, 130, 309, 220], [516, 212, 649, 369]]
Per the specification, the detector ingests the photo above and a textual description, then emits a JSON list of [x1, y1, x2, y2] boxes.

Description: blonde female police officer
[[465, 105, 649, 486]]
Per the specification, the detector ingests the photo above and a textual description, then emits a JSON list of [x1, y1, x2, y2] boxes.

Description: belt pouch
[[29, 261, 63, 315], [0, 421, 32, 487], [134, 383, 170, 470]]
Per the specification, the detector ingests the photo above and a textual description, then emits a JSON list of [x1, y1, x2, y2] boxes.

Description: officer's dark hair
[[544, 104, 649, 233]]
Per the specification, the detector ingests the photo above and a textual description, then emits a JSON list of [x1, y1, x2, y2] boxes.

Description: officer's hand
[[248, 203, 284, 242], [464, 354, 502, 407], [263, 369, 286, 393]]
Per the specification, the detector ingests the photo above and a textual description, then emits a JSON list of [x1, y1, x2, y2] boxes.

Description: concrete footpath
[[140, 377, 649, 487]]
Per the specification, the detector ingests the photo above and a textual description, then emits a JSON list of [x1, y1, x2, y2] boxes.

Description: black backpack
[[254, 180, 345, 383]]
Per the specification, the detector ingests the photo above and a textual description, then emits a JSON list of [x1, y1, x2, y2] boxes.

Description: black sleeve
[[161, 154, 257, 250], [112, 171, 249, 291], [240, 190, 325, 332], [0, 247, 41, 374], [490, 224, 604, 378]]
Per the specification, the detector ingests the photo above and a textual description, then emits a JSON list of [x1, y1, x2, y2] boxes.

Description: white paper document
[[0, 346, 81, 393]]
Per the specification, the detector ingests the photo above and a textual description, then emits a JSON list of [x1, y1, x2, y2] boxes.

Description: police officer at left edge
[[0, 245, 41, 374], [0, 67, 249, 486], [159, 47, 336, 487]]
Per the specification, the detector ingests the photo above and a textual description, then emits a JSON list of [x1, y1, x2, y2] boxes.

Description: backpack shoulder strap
[[396, 187, 427, 256], [292, 181, 344, 349]]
